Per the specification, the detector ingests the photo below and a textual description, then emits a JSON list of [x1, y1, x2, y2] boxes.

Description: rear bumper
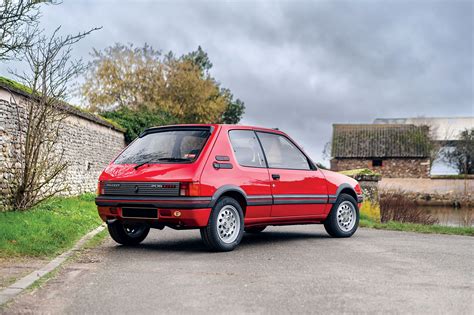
[[95, 196, 212, 209], [98, 206, 211, 227], [96, 196, 213, 227]]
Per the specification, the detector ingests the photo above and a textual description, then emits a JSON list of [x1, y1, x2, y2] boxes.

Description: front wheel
[[200, 197, 244, 252], [108, 221, 150, 245], [324, 193, 359, 238]]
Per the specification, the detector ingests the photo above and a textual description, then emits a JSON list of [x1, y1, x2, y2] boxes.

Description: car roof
[[145, 124, 286, 135]]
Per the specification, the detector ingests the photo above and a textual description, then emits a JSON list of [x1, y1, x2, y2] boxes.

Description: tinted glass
[[229, 130, 266, 167], [256, 132, 310, 170], [115, 129, 210, 164]]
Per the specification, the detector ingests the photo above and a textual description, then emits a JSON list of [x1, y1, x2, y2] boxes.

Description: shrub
[[379, 190, 438, 225], [101, 107, 178, 143], [360, 201, 381, 221], [339, 168, 380, 177]]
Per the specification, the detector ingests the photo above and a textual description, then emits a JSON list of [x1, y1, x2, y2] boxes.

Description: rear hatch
[[99, 125, 217, 185]]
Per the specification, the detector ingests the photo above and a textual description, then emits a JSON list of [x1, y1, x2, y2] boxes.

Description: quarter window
[[229, 130, 266, 167], [256, 132, 311, 170]]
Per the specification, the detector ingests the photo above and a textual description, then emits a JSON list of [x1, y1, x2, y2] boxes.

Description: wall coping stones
[[0, 76, 125, 133]]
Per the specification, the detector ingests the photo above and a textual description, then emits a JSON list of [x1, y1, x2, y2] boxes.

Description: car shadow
[[111, 230, 330, 254]]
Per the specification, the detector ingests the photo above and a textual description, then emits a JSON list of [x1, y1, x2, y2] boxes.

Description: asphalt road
[[3, 226, 473, 314]]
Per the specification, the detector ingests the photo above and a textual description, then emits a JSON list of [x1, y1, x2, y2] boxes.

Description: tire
[[245, 226, 266, 233], [200, 197, 244, 252], [108, 221, 150, 245], [324, 193, 359, 238]]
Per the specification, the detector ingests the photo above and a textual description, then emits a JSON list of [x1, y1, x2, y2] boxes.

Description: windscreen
[[114, 129, 211, 165]]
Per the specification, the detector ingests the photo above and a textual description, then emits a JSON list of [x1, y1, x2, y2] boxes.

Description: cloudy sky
[[2, 0, 473, 164]]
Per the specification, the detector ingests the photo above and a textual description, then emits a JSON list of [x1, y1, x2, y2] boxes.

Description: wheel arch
[[209, 185, 248, 215], [335, 183, 358, 202]]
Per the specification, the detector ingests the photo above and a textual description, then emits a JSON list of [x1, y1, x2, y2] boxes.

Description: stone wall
[[330, 158, 430, 178], [0, 87, 125, 209]]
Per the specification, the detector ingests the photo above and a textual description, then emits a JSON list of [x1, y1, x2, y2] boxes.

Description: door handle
[[272, 174, 280, 180]]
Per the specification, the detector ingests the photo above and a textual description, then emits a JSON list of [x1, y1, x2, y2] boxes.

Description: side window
[[229, 130, 266, 167], [256, 132, 310, 170]]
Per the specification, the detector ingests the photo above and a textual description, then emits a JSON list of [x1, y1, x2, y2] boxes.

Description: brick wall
[[0, 88, 125, 209], [330, 158, 431, 178]]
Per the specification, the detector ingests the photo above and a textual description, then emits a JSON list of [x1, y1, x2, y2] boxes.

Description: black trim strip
[[96, 193, 361, 208], [248, 195, 273, 200], [273, 199, 327, 205], [328, 194, 337, 204], [327, 194, 364, 204], [95, 196, 211, 209], [247, 195, 273, 206], [274, 194, 328, 199], [97, 196, 211, 201], [247, 194, 331, 206]]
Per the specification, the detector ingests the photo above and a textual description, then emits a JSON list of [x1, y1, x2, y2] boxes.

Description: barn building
[[330, 124, 432, 178]]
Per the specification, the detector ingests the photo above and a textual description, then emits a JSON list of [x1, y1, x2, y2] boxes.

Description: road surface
[[3, 226, 473, 314]]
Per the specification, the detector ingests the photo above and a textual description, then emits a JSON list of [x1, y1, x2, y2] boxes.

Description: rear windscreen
[[114, 129, 211, 165]]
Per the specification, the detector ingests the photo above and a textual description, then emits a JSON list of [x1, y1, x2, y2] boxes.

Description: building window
[[372, 159, 383, 167]]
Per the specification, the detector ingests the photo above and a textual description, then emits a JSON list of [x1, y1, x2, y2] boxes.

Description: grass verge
[[360, 213, 474, 236], [359, 200, 473, 236], [0, 194, 101, 258]]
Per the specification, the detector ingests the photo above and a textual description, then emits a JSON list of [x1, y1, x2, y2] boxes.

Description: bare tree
[[6, 26, 99, 210], [0, 0, 52, 61], [442, 128, 474, 175]]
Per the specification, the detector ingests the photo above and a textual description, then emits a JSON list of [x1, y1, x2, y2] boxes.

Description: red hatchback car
[[96, 124, 363, 251]]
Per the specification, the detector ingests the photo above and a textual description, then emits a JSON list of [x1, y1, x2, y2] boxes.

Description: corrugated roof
[[331, 124, 431, 158]]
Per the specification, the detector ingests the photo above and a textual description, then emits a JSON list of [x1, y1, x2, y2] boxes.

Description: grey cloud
[[1, 0, 472, 164]]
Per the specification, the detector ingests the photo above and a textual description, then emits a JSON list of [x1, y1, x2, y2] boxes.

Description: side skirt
[[244, 214, 326, 227]]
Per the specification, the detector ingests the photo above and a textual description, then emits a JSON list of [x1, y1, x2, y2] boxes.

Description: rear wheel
[[245, 226, 266, 233], [324, 193, 359, 238], [200, 197, 244, 252], [108, 221, 150, 245]]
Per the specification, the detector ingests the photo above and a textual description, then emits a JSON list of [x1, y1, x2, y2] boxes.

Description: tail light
[[97, 181, 104, 195], [179, 182, 200, 196]]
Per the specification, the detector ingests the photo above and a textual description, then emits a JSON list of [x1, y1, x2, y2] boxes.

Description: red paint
[[96, 124, 361, 229]]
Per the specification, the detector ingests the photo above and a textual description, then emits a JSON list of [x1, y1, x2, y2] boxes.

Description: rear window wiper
[[134, 157, 191, 170], [134, 160, 154, 170]]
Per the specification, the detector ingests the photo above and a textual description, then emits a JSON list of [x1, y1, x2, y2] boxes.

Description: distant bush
[[360, 201, 381, 222], [101, 107, 178, 143], [339, 168, 381, 177], [379, 190, 438, 225]]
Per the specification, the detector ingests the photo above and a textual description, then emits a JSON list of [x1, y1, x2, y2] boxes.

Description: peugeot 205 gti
[[96, 124, 363, 251]]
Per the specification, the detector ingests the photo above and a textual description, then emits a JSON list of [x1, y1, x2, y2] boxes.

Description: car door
[[227, 130, 273, 218], [256, 131, 328, 217]]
